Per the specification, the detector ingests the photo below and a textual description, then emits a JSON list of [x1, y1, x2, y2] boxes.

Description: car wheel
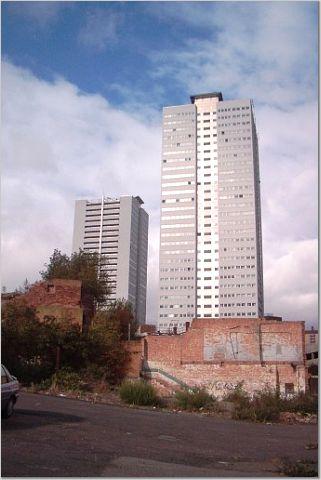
[[3, 397, 15, 418]]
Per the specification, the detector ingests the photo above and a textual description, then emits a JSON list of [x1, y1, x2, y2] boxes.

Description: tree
[[103, 299, 138, 340], [1, 300, 58, 383], [40, 249, 111, 306], [2, 301, 96, 383], [88, 309, 130, 384]]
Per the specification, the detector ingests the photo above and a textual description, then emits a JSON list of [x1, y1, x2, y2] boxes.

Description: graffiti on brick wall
[[207, 380, 238, 393]]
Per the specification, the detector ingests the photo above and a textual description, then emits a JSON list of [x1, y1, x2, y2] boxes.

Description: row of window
[[161, 232, 195, 238], [220, 292, 256, 298], [161, 241, 194, 246], [163, 112, 194, 118], [220, 265, 256, 270], [160, 304, 194, 308], [219, 185, 253, 191], [197, 312, 257, 317], [197, 111, 216, 116], [220, 256, 256, 261], [161, 224, 195, 230], [161, 214, 194, 220], [220, 274, 256, 279], [197, 133, 218, 138], [163, 166, 194, 173], [162, 190, 195, 196], [162, 157, 193, 163], [160, 267, 193, 272], [219, 113, 250, 120], [217, 106, 250, 112], [198, 304, 219, 308], [197, 119, 216, 124], [160, 286, 194, 290], [162, 206, 195, 213], [220, 302, 256, 307], [160, 295, 193, 301], [163, 149, 195, 155]]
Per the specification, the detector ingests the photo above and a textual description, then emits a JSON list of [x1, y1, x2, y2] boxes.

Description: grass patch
[[175, 387, 216, 411], [119, 380, 161, 406]]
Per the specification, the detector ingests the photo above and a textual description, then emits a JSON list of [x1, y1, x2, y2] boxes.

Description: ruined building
[[128, 317, 307, 397], [8, 279, 93, 329]]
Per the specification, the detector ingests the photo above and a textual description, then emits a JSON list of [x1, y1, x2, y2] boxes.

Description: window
[[47, 284, 55, 294], [285, 383, 294, 395]]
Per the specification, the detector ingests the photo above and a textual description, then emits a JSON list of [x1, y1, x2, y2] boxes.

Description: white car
[[1, 364, 19, 418]]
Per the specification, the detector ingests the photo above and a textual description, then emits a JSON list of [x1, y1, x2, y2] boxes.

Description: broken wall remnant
[[15, 279, 84, 327], [140, 318, 306, 398]]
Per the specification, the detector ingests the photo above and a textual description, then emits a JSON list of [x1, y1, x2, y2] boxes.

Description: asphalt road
[[2, 392, 318, 477]]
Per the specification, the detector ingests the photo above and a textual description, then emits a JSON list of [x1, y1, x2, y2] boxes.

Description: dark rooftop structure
[[135, 196, 144, 205], [190, 92, 223, 103]]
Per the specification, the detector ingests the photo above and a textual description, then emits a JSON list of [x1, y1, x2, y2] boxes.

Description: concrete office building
[[158, 92, 264, 332], [72, 195, 148, 324]]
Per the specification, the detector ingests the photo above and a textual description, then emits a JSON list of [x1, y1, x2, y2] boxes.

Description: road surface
[[2, 392, 318, 477]]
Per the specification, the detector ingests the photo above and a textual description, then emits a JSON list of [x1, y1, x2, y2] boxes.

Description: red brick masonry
[[23, 279, 82, 307], [20, 279, 84, 326], [128, 318, 307, 397]]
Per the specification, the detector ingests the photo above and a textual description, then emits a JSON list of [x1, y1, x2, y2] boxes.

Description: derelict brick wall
[[124, 340, 144, 378], [146, 335, 182, 367], [146, 361, 306, 397], [144, 318, 306, 396], [36, 305, 83, 325], [23, 279, 82, 307]]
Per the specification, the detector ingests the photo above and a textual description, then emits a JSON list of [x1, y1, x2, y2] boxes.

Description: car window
[[1, 365, 9, 385]]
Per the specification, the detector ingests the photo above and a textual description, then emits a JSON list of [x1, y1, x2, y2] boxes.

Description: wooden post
[[55, 345, 61, 371]]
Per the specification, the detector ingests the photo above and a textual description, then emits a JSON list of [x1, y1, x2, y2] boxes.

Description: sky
[[1, 1, 319, 327]]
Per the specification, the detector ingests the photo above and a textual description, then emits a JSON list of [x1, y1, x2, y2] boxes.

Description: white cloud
[[78, 10, 121, 51], [258, 102, 318, 244], [148, 2, 317, 108], [2, 52, 318, 327], [1, 61, 161, 322], [264, 239, 318, 327]]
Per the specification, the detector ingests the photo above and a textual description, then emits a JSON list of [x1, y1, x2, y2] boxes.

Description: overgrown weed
[[175, 387, 216, 411]]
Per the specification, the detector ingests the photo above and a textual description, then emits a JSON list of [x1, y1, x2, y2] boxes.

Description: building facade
[[72, 195, 148, 324], [158, 92, 264, 332]]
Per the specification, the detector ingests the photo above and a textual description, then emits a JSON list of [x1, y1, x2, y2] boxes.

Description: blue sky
[[2, 2, 203, 109], [3, 2, 318, 108], [1, 1, 319, 325]]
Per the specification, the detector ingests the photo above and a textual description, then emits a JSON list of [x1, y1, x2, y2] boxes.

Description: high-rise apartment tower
[[72, 195, 148, 324], [158, 92, 263, 332]]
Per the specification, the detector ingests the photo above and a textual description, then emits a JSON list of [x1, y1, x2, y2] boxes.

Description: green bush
[[175, 387, 216, 411], [51, 368, 84, 391], [119, 380, 161, 406]]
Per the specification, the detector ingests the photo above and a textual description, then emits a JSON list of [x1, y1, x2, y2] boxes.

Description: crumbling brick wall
[[143, 318, 306, 397], [123, 340, 143, 378], [21, 279, 83, 326], [23, 279, 82, 307]]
